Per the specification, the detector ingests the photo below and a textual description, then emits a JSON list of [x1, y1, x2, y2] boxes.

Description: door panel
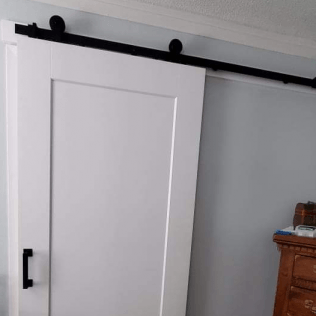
[[18, 36, 205, 316], [51, 81, 175, 316]]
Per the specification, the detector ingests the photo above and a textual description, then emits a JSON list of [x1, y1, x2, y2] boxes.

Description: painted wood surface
[[17, 36, 205, 316]]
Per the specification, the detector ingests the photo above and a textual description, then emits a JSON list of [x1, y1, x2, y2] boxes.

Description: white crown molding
[[30, 0, 316, 59]]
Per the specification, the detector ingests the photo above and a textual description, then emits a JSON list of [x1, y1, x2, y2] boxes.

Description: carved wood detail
[[273, 234, 316, 316], [292, 278, 316, 292], [277, 243, 316, 254]]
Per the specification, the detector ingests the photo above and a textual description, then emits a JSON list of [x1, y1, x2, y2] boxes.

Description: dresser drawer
[[288, 287, 316, 315], [294, 255, 316, 282]]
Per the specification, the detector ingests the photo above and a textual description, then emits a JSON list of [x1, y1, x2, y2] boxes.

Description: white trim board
[[5, 43, 18, 316], [30, 0, 316, 59], [2, 20, 20, 316], [1, 20, 19, 45]]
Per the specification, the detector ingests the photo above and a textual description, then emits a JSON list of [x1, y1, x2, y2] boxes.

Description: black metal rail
[[15, 15, 316, 88]]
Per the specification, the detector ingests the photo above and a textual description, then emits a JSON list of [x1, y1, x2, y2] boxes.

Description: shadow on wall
[[187, 76, 316, 316]]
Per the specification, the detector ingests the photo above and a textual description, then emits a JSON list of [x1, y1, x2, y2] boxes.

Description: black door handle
[[23, 249, 33, 289]]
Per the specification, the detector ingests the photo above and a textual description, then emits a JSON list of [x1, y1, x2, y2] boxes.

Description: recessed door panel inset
[[51, 81, 175, 316]]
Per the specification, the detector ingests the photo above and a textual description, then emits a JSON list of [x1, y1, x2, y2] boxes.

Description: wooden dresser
[[273, 234, 316, 316]]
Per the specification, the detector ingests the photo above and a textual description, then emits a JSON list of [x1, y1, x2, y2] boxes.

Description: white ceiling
[[134, 0, 316, 41]]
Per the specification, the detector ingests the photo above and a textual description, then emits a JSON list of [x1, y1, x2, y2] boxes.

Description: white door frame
[[2, 19, 19, 316]]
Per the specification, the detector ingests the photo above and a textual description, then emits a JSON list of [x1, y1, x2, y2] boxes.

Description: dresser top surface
[[274, 234, 316, 248]]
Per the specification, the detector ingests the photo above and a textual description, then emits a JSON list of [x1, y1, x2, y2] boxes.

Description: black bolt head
[[169, 39, 183, 55], [49, 15, 66, 34]]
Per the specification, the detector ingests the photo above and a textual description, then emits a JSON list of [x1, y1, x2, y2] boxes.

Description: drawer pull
[[304, 300, 316, 314], [305, 300, 314, 309]]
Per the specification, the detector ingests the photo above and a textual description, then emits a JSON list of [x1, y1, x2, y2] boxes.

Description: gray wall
[[188, 77, 316, 316], [1, 1, 316, 315]]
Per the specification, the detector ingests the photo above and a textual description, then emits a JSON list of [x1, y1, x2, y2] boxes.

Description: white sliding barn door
[[18, 36, 205, 316]]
